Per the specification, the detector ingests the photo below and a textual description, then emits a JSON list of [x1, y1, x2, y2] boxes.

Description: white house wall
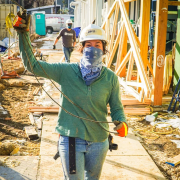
[[96, 0, 103, 26]]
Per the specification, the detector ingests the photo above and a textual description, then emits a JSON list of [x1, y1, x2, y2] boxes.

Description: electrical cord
[[133, 122, 178, 140]]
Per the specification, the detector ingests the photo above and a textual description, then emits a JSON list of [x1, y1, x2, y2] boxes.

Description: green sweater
[[19, 32, 127, 142]]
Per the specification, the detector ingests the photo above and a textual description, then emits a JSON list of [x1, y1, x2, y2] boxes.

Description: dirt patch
[[0, 80, 41, 156], [0, 38, 48, 157], [127, 113, 180, 180]]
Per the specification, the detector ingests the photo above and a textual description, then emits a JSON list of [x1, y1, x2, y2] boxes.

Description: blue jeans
[[63, 46, 73, 63], [59, 136, 109, 180]]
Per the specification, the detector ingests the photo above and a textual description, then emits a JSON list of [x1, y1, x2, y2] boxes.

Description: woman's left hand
[[113, 120, 128, 137]]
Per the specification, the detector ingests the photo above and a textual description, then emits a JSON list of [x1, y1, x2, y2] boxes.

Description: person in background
[[53, 19, 76, 63], [13, 10, 128, 180]]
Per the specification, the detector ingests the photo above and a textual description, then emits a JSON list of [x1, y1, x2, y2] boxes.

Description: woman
[[14, 10, 128, 180]]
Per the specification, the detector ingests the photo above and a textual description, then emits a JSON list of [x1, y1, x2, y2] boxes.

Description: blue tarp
[[0, 40, 7, 52], [0, 46, 7, 52], [73, 27, 81, 38]]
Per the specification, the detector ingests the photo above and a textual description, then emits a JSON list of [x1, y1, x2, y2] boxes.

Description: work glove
[[113, 120, 128, 137], [13, 9, 31, 32], [53, 45, 56, 49]]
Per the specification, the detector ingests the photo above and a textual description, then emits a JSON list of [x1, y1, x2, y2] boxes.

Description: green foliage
[[57, 7, 69, 14]]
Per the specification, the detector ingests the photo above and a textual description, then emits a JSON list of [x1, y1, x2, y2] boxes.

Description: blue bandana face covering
[[80, 47, 103, 86]]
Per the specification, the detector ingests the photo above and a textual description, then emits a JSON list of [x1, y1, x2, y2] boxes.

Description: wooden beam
[[29, 113, 35, 125], [119, 0, 151, 96], [115, 48, 132, 75], [107, 106, 150, 115], [139, 0, 150, 70], [33, 87, 41, 96], [107, 23, 124, 68], [121, 98, 151, 105], [153, 0, 168, 105], [117, 2, 129, 77], [28, 106, 59, 109], [118, 77, 142, 101], [24, 126, 38, 140], [101, 1, 117, 29], [126, 81, 143, 88], [126, 51, 134, 81], [168, 1, 180, 6], [115, 23, 126, 70], [124, 0, 136, 2], [132, 26, 141, 48], [109, 3, 120, 52], [106, 0, 111, 43], [29, 109, 59, 113]]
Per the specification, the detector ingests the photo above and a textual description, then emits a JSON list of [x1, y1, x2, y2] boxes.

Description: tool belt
[[54, 137, 76, 174]]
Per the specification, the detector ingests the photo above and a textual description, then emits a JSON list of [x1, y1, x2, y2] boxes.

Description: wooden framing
[[124, 0, 136, 2], [107, 23, 124, 67], [118, 0, 150, 96], [153, 0, 168, 105], [101, 1, 117, 30], [115, 48, 132, 75], [126, 51, 134, 81], [118, 2, 129, 77], [114, 23, 126, 69], [101, 0, 169, 105], [118, 77, 142, 101], [109, 3, 119, 52], [101, 0, 152, 102]]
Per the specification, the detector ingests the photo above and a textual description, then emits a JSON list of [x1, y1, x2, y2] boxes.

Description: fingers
[[113, 120, 120, 126], [113, 123, 123, 131]]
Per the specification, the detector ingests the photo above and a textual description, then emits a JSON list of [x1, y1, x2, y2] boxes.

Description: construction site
[[1, 0, 180, 179]]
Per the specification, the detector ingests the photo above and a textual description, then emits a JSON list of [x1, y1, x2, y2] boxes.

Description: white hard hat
[[80, 24, 107, 43], [66, 19, 72, 24]]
